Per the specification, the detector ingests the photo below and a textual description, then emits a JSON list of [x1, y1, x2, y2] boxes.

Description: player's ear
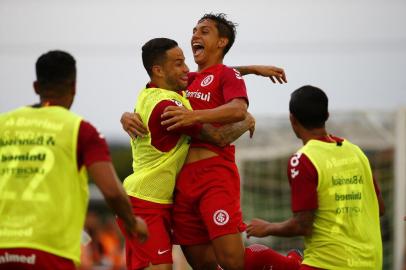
[[33, 81, 40, 95], [71, 80, 76, 96], [289, 113, 298, 126], [218, 37, 228, 50], [152, 65, 164, 78]]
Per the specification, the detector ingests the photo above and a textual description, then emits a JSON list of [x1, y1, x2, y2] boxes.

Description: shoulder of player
[[79, 120, 105, 140], [151, 99, 184, 122], [155, 99, 184, 111], [288, 151, 312, 168], [220, 65, 244, 81], [288, 151, 317, 180]]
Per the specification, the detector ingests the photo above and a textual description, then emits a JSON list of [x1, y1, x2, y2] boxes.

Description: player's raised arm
[[234, 65, 287, 84]]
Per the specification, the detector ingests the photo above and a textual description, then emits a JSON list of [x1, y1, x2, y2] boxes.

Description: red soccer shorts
[[0, 248, 75, 270], [172, 156, 246, 245], [117, 196, 173, 270]]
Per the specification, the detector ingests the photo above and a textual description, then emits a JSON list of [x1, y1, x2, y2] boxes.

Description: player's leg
[[180, 244, 218, 270], [147, 263, 173, 270], [244, 244, 302, 270], [198, 158, 246, 270], [211, 233, 245, 270], [172, 160, 219, 270]]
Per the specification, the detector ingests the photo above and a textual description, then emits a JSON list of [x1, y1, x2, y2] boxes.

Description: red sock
[[244, 244, 301, 270]]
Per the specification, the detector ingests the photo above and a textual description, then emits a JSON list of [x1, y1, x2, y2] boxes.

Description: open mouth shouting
[[192, 42, 205, 58]]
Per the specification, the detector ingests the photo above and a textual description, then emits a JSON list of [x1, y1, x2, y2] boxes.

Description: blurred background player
[[0, 50, 148, 270], [247, 85, 385, 270], [118, 37, 255, 270]]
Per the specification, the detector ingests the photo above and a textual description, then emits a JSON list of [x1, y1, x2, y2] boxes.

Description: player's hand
[[246, 112, 256, 138], [134, 216, 149, 243], [120, 112, 148, 139], [253, 65, 287, 84], [125, 216, 149, 243], [246, 218, 272, 238], [161, 106, 196, 131]]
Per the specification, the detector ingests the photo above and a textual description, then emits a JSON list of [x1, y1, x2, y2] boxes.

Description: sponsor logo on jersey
[[201, 75, 214, 87], [185, 90, 211, 102], [213, 209, 229, 226], [290, 152, 302, 179]]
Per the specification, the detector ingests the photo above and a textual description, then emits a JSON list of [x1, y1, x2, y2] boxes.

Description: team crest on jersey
[[213, 209, 229, 226], [171, 99, 183, 107], [201, 75, 214, 87]]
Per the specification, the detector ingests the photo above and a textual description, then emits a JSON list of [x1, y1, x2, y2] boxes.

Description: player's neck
[[301, 128, 329, 145], [151, 78, 176, 92], [39, 96, 72, 109], [197, 56, 223, 72]]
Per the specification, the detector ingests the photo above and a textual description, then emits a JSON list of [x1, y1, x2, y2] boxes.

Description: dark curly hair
[[198, 13, 237, 56]]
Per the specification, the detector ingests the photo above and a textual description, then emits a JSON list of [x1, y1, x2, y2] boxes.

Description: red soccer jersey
[[287, 135, 381, 212], [77, 120, 111, 169], [186, 64, 248, 161]]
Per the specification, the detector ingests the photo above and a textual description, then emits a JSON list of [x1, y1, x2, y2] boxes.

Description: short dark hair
[[289, 85, 329, 129], [199, 13, 237, 56], [35, 50, 76, 93], [142, 38, 178, 77]]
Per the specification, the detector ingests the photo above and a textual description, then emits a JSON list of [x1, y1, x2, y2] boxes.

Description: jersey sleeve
[[77, 121, 111, 169], [151, 100, 202, 137], [221, 67, 249, 105], [372, 176, 381, 196], [287, 152, 319, 212]]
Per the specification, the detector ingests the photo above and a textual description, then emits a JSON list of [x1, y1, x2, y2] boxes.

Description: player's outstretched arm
[[197, 112, 255, 147], [234, 65, 287, 84], [247, 211, 314, 238], [88, 161, 149, 242], [120, 112, 148, 139], [161, 98, 248, 131]]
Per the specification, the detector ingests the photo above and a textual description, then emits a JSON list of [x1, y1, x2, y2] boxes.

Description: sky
[[1, 0, 405, 142]]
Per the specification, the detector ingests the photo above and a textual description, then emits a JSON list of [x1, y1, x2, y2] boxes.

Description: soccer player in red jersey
[[0, 50, 148, 270], [247, 86, 385, 270], [157, 14, 301, 270]]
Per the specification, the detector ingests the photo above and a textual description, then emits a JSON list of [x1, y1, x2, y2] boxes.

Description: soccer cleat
[[287, 248, 303, 263]]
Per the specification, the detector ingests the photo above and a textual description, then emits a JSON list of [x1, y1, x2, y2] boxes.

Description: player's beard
[[166, 77, 187, 91]]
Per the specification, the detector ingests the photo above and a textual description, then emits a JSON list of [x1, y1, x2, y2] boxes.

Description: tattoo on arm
[[198, 116, 252, 147]]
